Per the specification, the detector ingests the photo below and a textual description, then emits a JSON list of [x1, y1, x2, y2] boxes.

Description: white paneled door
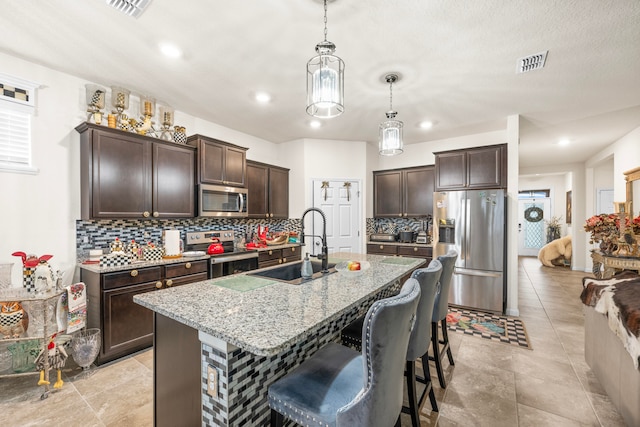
[[311, 179, 361, 256], [517, 198, 551, 257]]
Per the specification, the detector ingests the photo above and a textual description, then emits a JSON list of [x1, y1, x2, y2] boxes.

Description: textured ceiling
[[0, 0, 639, 168]]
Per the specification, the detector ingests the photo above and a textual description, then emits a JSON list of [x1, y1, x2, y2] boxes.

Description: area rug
[[446, 307, 532, 350]]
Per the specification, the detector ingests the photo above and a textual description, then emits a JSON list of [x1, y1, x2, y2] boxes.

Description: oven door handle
[[238, 193, 245, 214], [210, 252, 258, 263]]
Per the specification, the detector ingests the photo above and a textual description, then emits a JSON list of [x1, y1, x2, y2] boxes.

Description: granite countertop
[[78, 243, 302, 274], [134, 252, 425, 356]]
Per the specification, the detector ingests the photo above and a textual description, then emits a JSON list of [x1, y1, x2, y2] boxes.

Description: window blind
[[0, 107, 31, 167]]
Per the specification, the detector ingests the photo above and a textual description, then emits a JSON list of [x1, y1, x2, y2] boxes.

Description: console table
[[591, 250, 640, 279]]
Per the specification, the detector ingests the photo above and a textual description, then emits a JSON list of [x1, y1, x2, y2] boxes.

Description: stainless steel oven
[[185, 230, 258, 278], [198, 184, 248, 217]]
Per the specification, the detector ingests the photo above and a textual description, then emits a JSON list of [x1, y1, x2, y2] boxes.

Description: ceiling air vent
[[517, 50, 548, 74], [106, 0, 152, 18]]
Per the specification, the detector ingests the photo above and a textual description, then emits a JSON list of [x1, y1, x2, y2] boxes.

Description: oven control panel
[[186, 230, 235, 244]]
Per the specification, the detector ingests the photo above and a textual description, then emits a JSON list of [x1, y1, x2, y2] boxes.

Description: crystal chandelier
[[379, 74, 404, 156], [306, 0, 344, 118]]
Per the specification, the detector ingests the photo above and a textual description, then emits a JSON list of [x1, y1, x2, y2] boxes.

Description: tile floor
[[0, 257, 628, 426]]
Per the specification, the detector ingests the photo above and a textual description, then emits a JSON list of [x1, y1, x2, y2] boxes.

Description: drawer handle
[[398, 213, 402, 217], [130, 270, 139, 277], [265, 213, 269, 218], [278, 259, 283, 264], [414, 247, 418, 252], [153, 211, 159, 218], [269, 250, 273, 255], [270, 213, 274, 218], [155, 281, 162, 289], [166, 279, 173, 287], [291, 247, 295, 252], [379, 245, 384, 250], [283, 257, 287, 263], [143, 211, 150, 218], [185, 262, 192, 269]]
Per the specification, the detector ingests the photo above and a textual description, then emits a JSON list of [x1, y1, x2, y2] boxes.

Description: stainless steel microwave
[[198, 184, 248, 217]]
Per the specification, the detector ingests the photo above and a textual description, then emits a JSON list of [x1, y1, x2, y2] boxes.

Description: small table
[[591, 250, 640, 279]]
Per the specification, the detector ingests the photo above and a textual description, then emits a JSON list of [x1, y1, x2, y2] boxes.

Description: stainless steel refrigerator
[[432, 189, 506, 313]]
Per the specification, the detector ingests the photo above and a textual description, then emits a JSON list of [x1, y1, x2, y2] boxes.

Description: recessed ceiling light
[[557, 138, 570, 146], [159, 43, 182, 58], [255, 92, 271, 104], [419, 121, 433, 129], [309, 120, 321, 129]]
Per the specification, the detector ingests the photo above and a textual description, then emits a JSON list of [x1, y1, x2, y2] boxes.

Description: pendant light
[[306, 0, 344, 118], [379, 74, 404, 156]]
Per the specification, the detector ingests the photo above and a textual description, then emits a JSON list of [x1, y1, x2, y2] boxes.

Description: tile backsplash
[[366, 217, 432, 235], [76, 218, 301, 259]]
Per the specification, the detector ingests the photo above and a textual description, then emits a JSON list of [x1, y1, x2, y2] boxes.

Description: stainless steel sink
[[248, 260, 337, 285]]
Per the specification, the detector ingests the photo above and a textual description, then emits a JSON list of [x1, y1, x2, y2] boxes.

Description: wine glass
[[71, 328, 101, 379]]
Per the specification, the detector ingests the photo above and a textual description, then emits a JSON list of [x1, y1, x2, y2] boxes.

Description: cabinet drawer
[[166, 272, 208, 287], [103, 266, 163, 290], [367, 244, 398, 255], [165, 260, 209, 279], [282, 247, 301, 262], [397, 246, 432, 258], [258, 259, 282, 269], [259, 249, 282, 263]]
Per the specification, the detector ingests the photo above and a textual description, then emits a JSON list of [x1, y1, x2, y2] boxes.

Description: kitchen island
[[134, 252, 424, 426]]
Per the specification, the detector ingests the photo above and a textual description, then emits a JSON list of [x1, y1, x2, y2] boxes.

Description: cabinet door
[[467, 145, 505, 189], [200, 140, 225, 184], [269, 167, 289, 218], [153, 143, 195, 218], [101, 281, 156, 363], [247, 162, 269, 218], [374, 170, 403, 217], [92, 130, 152, 218], [224, 146, 246, 187], [404, 166, 434, 217], [435, 151, 466, 190]]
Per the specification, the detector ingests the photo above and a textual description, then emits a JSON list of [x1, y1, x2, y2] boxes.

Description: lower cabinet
[[257, 246, 301, 269], [367, 244, 433, 264], [82, 259, 209, 365]]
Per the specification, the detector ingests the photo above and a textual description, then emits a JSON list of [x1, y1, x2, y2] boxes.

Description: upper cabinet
[[434, 144, 507, 191], [187, 135, 247, 187], [247, 160, 289, 219], [76, 123, 195, 220], [373, 165, 435, 218]]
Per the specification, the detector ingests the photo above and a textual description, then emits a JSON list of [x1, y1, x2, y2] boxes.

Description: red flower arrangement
[[584, 213, 640, 244]]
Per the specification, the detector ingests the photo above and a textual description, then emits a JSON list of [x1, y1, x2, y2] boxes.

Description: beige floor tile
[[586, 391, 628, 427], [439, 387, 518, 427], [67, 355, 149, 398], [517, 403, 584, 427], [84, 374, 153, 425]]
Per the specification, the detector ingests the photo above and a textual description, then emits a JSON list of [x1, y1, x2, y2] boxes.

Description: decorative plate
[[335, 260, 371, 276]]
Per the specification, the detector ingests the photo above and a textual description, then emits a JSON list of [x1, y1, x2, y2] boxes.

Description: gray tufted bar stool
[[268, 278, 421, 427], [404, 260, 442, 426], [430, 250, 458, 389]]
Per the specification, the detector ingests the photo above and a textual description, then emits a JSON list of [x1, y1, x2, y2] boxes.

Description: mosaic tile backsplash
[[76, 218, 301, 259], [367, 217, 432, 235]]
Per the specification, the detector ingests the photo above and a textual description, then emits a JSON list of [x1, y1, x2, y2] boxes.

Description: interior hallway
[[0, 257, 628, 426]]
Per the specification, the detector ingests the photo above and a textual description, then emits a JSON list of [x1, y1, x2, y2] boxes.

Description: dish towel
[[65, 282, 87, 333]]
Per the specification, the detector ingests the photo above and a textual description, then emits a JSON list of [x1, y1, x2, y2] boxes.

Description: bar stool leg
[[431, 321, 447, 388], [421, 354, 438, 412], [405, 361, 420, 427], [270, 409, 284, 427], [442, 318, 455, 366]]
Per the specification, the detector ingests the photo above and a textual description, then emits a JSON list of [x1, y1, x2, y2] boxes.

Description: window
[[0, 73, 39, 174]]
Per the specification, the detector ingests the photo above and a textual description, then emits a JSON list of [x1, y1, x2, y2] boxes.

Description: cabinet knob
[[379, 245, 384, 250], [143, 211, 150, 218], [404, 213, 408, 217], [166, 279, 173, 287], [153, 211, 159, 218], [270, 213, 274, 218], [185, 262, 191, 269], [265, 213, 269, 218], [283, 257, 287, 263], [398, 213, 402, 217], [414, 247, 418, 252], [155, 281, 162, 289], [269, 250, 273, 255], [278, 259, 283, 264], [291, 247, 295, 252], [130, 270, 138, 277]]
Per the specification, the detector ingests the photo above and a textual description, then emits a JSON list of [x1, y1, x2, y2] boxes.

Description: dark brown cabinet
[[257, 246, 301, 269], [434, 144, 507, 191], [81, 259, 209, 365], [76, 123, 195, 219], [247, 160, 290, 219], [373, 165, 434, 218], [367, 244, 432, 264], [187, 134, 248, 187]]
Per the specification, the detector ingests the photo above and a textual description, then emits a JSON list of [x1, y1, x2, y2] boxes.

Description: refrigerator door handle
[[464, 197, 471, 262], [454, 267, 502, 278]]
